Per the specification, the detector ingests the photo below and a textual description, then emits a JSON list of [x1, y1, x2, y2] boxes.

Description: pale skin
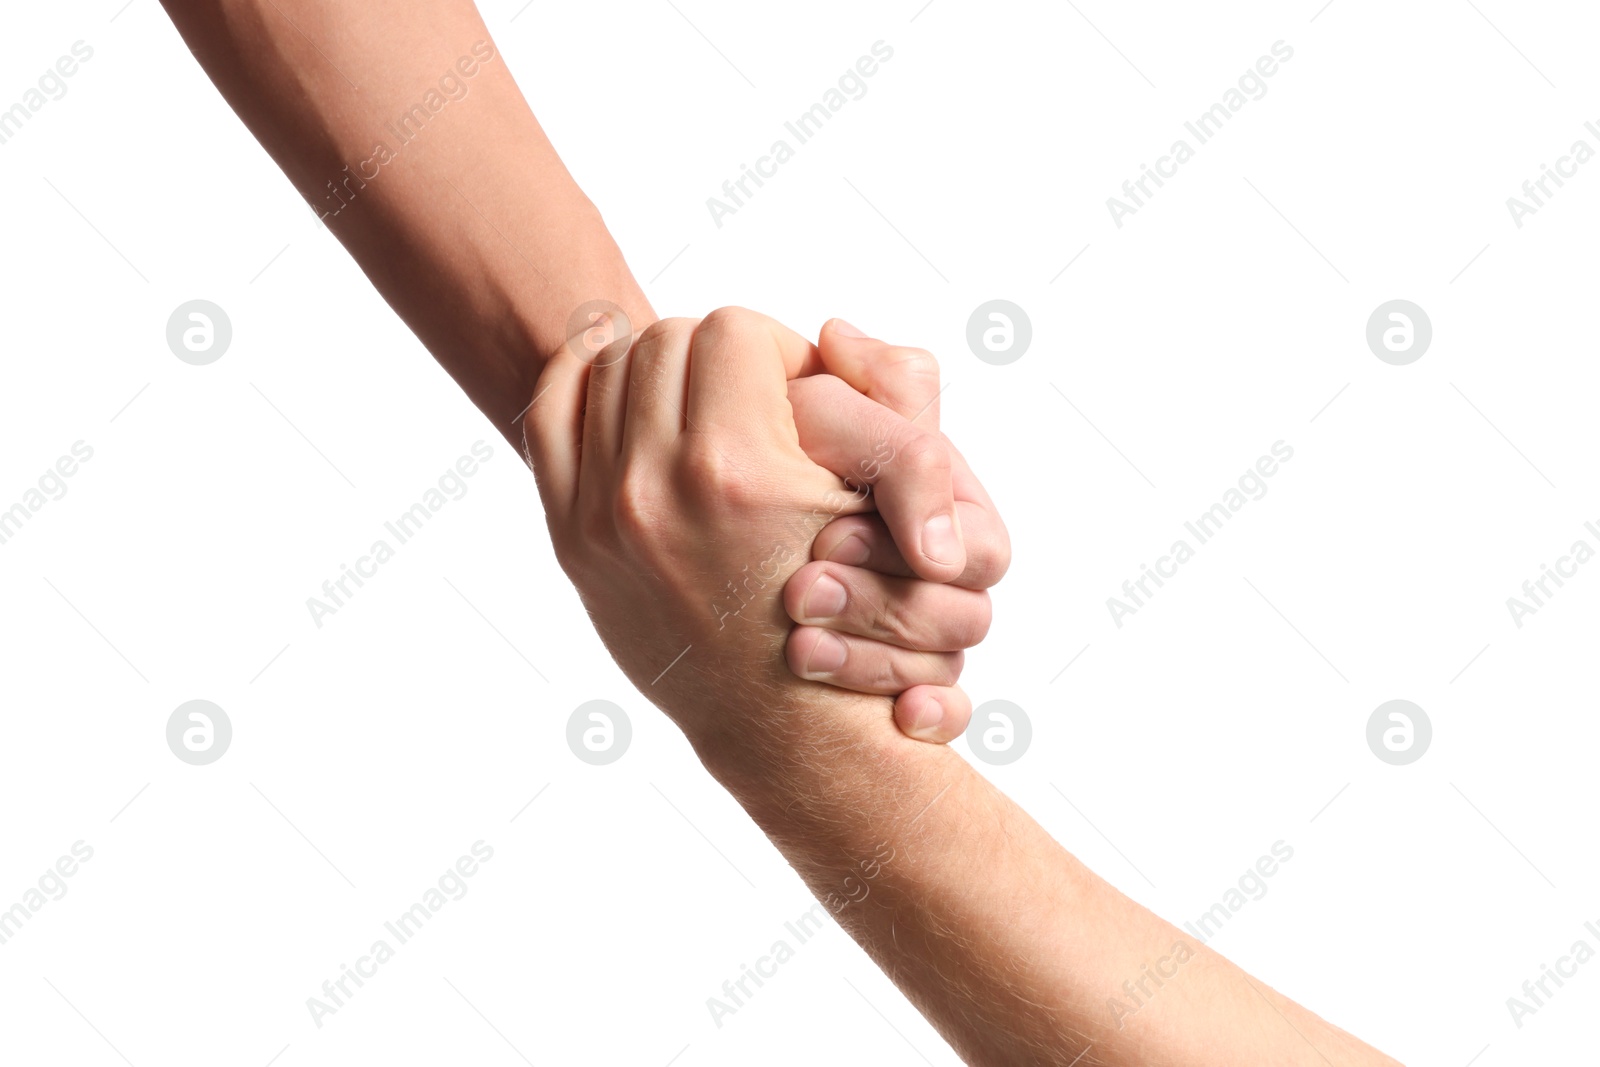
[[156, 2, 1400, 1063]]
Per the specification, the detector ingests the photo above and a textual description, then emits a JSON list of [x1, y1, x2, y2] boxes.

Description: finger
[[784, 560, 991, 651], [622, 318, 698, 454], [580, 330, 636, 482], [788, 374, 965, 581], [815, 320, 1011, 586], [685, 307, 823, 432], [811, 514, 910, 572], [895, 684, 972, 744], [814, 501, 1010, 590], [785, 626, 963, 694], [521, 349, 590, 521], [817, 318, 943, 431], [945, 435, 1011, 587]]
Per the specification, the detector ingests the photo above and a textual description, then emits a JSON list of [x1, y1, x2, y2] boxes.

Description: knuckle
[[893, 430, 951, 478], [862, 652, 901, 692], [611, 469, 663, 548], [876, 346, 941, 391], [636, 316, 694, 349], [877, 588, 922, 643], [967, 522, 1013, 587], [697, 305, 758, 343], [678, 437, 758, 509], [699, 305, 742, 329], [961, 592, 994, 645], [679, 436, 729, 487], [575, 502, 615, 553], [630, 318, 695, 371], [886, 649, 962, 690], [879, 586, 990, 649], [986, 531, 1014, 584]]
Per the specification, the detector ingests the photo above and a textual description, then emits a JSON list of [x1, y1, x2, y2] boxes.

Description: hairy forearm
[[158, 0, 652, 440], [697, 705, 1396, 1066]]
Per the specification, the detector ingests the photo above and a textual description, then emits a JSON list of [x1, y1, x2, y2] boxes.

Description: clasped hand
[[523, 308, 1008, 752]]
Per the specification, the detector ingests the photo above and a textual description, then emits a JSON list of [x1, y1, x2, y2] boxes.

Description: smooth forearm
[[159, 0, 653, 439]]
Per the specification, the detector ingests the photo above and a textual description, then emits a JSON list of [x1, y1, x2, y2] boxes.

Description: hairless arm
[[159, 0, 650, 440]]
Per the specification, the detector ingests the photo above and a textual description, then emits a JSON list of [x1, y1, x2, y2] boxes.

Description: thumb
[[816, 318, 943, 433], [789, 374, 965, 581]]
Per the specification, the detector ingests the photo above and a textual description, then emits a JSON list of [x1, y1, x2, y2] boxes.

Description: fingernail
[[904, 695, 946, 740], [804, 574, 848, 620], [832, 318, 867, 338], [804, 631, 847, 675], [827, 533, 871, 567], [921, 513, 963, 566]]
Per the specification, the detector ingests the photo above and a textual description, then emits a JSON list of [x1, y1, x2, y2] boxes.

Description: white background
[[2, 1, 1597, 1064]]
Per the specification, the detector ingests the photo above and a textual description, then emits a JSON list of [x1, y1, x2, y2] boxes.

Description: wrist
[[455, 198, 658, 440], [689, 684, 952, 838]]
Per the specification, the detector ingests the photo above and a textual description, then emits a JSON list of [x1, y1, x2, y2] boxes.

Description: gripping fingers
[[787, 374, 964, 582], [784, 560, 991, 650], [522, 348, 593, 521], [785, 627, 963, 695], [814, 504, 1011, 590], [895, 684, 972, 744]]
